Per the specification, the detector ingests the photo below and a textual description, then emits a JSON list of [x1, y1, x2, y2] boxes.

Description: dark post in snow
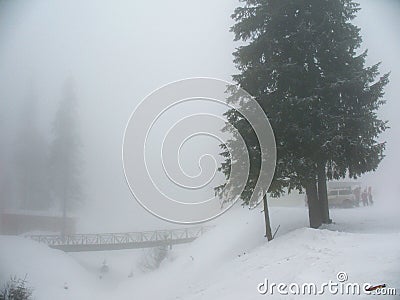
[[262, 194, 273, 241]]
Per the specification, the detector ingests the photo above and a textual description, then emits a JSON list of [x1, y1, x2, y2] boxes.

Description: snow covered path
[[1, 204, 399, 299]]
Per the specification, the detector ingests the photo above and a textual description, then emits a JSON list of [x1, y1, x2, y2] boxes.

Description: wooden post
[[262, 194, 273, 241]]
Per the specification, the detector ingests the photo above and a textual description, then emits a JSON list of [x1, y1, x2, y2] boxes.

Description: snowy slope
[[1, 204, 399, 299], [0, 236, 108, 300], [113, 206, 400, 300]]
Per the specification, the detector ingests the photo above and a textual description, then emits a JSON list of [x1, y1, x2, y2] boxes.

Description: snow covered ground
[[1, 202, 399, 299]]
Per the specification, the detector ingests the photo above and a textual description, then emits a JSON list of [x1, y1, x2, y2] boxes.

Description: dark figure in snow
[[354, 186, 361, 207], [368, 186, 374, 205], [100, 260, 109, 273], [361, 188, 369, 206], [99, 259, 109, 279]]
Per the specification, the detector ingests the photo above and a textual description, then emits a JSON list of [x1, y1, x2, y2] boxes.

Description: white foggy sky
[[355, 0, 400, 199], [0, 0, 398, 231]]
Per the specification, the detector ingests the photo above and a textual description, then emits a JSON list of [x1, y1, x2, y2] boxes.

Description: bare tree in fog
[[139, 245, 168, 272], [49, 79, 83, 224], [14, 91, 51, 210], [0, 115, 5, 212], [0, 115, 15, 212]]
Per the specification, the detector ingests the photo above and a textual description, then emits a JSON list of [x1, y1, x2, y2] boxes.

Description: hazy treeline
[[0, 79, 82, 213]]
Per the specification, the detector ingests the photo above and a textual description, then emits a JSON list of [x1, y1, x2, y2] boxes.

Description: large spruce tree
[[49, 79, 83, 234], [219, 0, 389, 229]]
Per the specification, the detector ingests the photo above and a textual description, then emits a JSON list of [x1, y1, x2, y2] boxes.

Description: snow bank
[[1, 205, 399, 299], [113, 206, 400, 300], [0, 236, 105, 300]]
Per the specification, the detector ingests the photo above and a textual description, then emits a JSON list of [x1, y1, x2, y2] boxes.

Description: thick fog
[[0, 0, 399, 232], [355, 0, 400, 203]]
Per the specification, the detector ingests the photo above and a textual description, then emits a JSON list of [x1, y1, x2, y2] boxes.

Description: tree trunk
[[262, 194, 273, 241], [306, 178, 322, 229], [62, 181, 67, 241], [62, 196, 66, 241], [317, 163, 332, 224]]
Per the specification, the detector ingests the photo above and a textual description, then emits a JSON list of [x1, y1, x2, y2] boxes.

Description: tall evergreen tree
[[220, 0, 389, 229], [49, 79, 82, 231]]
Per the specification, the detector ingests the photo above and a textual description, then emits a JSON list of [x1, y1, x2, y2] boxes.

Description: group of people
[[354, 186, 373, 206]]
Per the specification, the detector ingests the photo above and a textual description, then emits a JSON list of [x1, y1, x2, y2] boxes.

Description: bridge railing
[[28, 226, 210, 247]]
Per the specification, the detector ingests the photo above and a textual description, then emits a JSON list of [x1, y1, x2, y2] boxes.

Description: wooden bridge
[[28, 226, 209, 252]]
